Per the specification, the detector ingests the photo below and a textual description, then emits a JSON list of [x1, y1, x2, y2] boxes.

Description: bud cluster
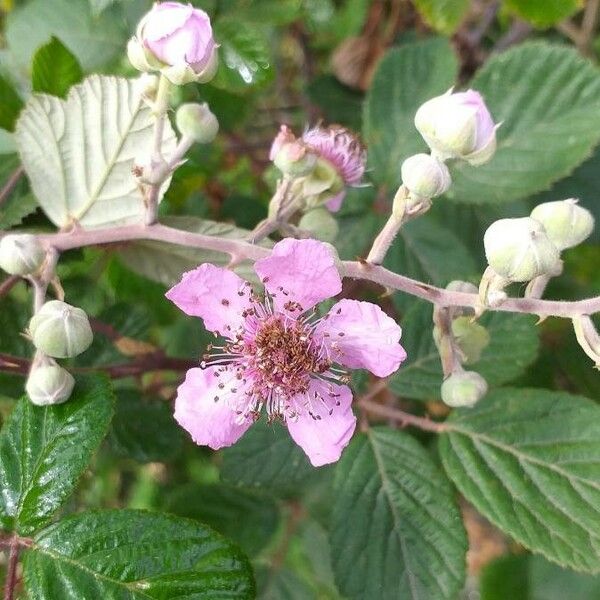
[[480, 199, 594, 307]]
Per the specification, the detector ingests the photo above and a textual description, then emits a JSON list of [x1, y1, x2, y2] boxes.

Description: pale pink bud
[[415, 89, 497, 166], [130, 2, 218, 85]]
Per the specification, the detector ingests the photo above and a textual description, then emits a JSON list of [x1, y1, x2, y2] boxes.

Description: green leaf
[[22, 509, 255, 599], [479, 554, 529, 600], [120, 215, 270, 286], [0, 193, 38, 230], [413, 0, 470, 34], [364, 38, 458, 191], [385, 215, 478, 288], [505, 0, 582, 28], [0, 375, 114, 535], [440, 388, 600, 573], [6, 0, 127, 72], [528, 554, 600, 599], [221, 419, 320, 495], [15, 75, 176, 229], [330, 427, 467, 599], [109, 389, 184, 463], [164, 483, 279, 555], [212, 18, 273, 92], [448, 43, 600, 204], [32, 36, 83, 98], [389, 304, 539, 401], [307, 75, 364, 132], [0, 73, 23, 132]]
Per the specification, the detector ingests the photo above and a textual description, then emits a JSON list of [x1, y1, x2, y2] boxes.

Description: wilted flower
[[415, 89, 497, 166], [128, 2, 218, 85], [166, 238, 406, 466], [302, 125, 366, 211]]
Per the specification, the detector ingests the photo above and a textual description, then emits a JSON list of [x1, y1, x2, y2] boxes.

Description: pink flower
[[414, 89, 497, 166], [129, 2, 218, 85], [302, 125, 366, 211], [166, 238, 406, 467]]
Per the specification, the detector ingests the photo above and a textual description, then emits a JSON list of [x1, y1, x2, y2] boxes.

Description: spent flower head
[[166, 238, 406, 466]]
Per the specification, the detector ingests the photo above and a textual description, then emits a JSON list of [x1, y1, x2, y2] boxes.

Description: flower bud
[[530, 199, 594, 251], [299, 207, 339, 242], [441, 370, 488, 408], [175, 103, 219, 144], [129, 2, 218, 85], [484, 217, 561, 282], [401, 153, 451, 199], [26, 364, 75, 406], [415, 89, 497, 166], [270, 125, 317, 178], [451, 316, 490, 365], [0, 234, 45, 276], [29, 300, 93, 359]]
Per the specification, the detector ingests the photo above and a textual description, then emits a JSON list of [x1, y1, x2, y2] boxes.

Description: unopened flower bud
[[401, 153, 451, 199], [415, 89, 497, 166], [299, 207, 339, 242], [270, 125, 316, 178], [484, 217, 561, 282], [175, 103, 219, 144], [0, 234, 45, 276], [29, 300, 93, 359], [451, 316, 490, 365], [530, 199, 594, 251], [129, 2, 218, 85], [26, 364, 75, 406], [441, 370, 488, 408]]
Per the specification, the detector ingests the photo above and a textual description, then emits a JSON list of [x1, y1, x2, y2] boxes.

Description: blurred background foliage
[[0, 0, 599, 598]]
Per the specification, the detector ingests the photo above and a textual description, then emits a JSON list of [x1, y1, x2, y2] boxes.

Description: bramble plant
[[0, 1, 600, 598]]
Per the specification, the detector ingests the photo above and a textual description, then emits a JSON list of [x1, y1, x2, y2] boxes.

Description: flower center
[[249, 315, 330, 396]]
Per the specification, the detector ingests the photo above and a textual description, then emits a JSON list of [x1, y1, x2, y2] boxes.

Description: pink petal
[[165, 264, 251, 336], [143, 3, 195, 43], [254, 238, 342, 314], [174, 367, 252, 450], [317, 299, 407, 377], [325, 191, 345, 212], [287, 379, 356, 467]]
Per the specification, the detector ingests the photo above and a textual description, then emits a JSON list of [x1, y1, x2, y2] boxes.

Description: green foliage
[[0, 375, 114, 535], [109, 389, 184, 463], [221, 419, 321, 495], [389, 304, 539, 400], [330, 427, 467, 599], [22, 509, 255, 599], [15, 74, 177, 229], [32, 37, 84, 98], [6, 0, 128, 71], [0, 74, 23, 132], [449, 43, 600, 204], [440, 388, 600, 573], [413, 0, 470, 34], [164, 483, 280, 555], [504, 0, 582, 28], [364, 37, 458, 191]]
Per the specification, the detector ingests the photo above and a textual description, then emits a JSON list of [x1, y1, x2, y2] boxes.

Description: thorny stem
[[144, 74, 172, 226], [3, 536, 19, 600], [358, 398, 447, 433], [0, 166, 24, 208], [10, 223, 597, 319]]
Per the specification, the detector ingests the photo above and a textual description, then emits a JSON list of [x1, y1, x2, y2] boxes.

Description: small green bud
[[451, 316, 490, 364], [29, 300, 93, 359], [175, 103, 219, 144], [441, 370, 488, 408], [530, 199, 594, 250], [401, 153, 451, 199], [0, 234, 45, 276], [26, 364, 75, 406], [484, 217, 561, 282], [299, 207, 339, 242]]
